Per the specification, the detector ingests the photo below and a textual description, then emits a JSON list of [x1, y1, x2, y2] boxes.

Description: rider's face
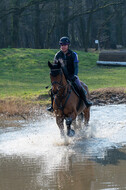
[[60, 44, 69, 53]]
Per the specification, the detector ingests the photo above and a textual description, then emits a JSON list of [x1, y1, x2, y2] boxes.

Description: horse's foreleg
[[66, 113, 76, 137], [56, 116, 65, 137]]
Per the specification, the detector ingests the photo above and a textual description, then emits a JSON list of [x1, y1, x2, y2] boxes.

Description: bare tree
[[0, 0, 125, 49]]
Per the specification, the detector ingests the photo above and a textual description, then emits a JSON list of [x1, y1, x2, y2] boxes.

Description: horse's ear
[[48, 61, 52, 69], [57, 61, 61, 68]]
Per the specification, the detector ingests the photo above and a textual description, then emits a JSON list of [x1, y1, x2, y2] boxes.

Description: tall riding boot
[[47, 91, 54, 112], [80, 87, 92, 108]]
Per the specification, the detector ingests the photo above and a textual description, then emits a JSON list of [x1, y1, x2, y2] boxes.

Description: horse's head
[[48, 61, 63, 94]]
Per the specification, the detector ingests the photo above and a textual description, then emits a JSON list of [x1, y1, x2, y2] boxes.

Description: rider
[[47, 36, 92, 112]]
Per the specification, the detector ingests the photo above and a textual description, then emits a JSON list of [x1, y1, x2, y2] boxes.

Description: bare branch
[[0, 0, 57, 19], [67, 1, 124, 22]]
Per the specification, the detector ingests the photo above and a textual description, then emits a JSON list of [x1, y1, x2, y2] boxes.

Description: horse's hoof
[[67, 129, 75, 137]]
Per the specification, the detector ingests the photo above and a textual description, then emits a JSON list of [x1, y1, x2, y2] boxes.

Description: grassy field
[[0, 48, 126, 104]]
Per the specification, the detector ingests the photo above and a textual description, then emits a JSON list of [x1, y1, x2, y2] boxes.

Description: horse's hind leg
[[76, 113, 84, 129], [83, 108, 90, 125], [79, 112, 84, 122]]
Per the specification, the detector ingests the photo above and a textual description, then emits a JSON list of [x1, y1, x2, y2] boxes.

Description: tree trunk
[[56, 0, 61, 41], [79, 16, 86, 48], [34, 3, 41, 48], [116, 9, 123, 45], [84, 0, 96, 52], [85, 11, 93, 52], [11, 0, 20, 48], [62, 0, 69, 36]]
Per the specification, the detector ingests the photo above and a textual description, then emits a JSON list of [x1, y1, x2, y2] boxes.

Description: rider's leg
[[79, 87, 92, 108], [73, 76, 92, 108], [47, 90, 54, 112]]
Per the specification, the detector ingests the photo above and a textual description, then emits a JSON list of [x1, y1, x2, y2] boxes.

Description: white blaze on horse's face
[[51, 75, 62, 95], [48, 61, 62, 95], [51, 77, 58, 94]]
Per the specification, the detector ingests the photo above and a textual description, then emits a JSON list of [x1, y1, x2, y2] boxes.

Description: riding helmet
[[59, 37, 70, 45]]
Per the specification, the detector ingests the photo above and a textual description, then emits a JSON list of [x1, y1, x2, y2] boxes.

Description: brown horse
[[48, 61, 90, 137]]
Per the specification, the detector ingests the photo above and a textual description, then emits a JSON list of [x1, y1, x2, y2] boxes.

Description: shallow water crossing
[[0, 104, 126, 190]]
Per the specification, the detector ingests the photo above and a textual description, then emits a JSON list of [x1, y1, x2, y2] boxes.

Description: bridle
[[51, 69, 68, 96], [50, 69, 72, 112]]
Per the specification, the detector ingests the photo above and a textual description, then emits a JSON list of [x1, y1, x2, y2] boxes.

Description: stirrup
[[85, 101, 92, 108]]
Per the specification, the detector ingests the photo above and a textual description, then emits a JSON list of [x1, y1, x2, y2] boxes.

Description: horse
[[48, 61, 90, 137]]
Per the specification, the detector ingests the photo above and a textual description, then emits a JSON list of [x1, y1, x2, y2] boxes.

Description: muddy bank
[[90, 87, 126, 105], [0, 88, 126, 119], [0, 99, 47, 120]]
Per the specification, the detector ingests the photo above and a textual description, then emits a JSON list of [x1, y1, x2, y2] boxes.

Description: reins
[[53, 85, 72, 113]]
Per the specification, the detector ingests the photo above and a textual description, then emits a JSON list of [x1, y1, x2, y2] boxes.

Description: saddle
[[67, 80, 80, 97]]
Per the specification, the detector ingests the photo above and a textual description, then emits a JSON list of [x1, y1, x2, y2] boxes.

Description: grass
[[0, 48, 57, 100], [78, 51, 126, 91], [0, 48, 126, 105]]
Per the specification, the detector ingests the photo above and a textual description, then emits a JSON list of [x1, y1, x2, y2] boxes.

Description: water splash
[[0, 104, 126, 159]]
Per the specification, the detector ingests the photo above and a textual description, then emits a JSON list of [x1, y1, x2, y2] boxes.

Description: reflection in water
[[0, 155, 95, 190], [0, 104, 126, 190], [94, 147, 126, 165]]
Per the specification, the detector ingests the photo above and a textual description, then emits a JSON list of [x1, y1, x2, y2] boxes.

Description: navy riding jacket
[[54, 49, 79, 80]]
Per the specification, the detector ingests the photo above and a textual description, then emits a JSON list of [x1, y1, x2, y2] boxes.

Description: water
[[0, 104, 126, 190]]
